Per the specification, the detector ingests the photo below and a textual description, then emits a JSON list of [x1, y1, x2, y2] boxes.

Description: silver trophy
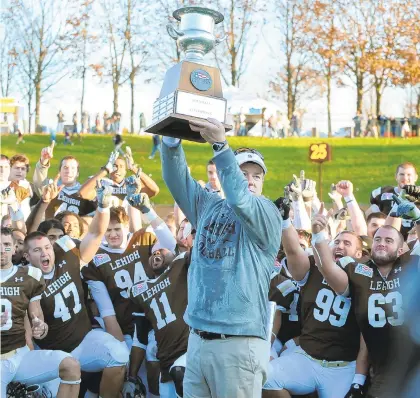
[[146, 6, 232, 142]]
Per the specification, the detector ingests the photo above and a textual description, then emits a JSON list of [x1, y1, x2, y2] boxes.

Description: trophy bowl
[[146, 6, 232, 142]]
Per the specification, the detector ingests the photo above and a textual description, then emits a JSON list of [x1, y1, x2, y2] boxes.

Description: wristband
[[311, 231, 329, 245], [97, 207, 110, 214], [352, 374, 366, 386], [285, 339, 297, 349], [344, 194, 355, 204], [282, 218, 292, 230], [144, 208, 158, 222]]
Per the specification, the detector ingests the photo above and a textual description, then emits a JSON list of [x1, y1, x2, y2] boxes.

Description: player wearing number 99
[[23, 183, 130, 398], [263, 199, 368, 398], [311, 205, 420, 398]]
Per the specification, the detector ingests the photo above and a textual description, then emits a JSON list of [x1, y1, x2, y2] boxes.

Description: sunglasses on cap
[[233, 147, 265, 161]]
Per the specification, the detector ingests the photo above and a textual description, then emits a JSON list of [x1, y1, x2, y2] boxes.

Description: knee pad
[[169, 366, 185, 398]]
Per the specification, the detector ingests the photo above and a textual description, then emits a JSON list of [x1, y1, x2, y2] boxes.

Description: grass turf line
[[1, 134, 418, 205]]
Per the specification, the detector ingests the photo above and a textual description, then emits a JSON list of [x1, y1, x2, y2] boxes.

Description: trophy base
[[146, 113, 232, 143]]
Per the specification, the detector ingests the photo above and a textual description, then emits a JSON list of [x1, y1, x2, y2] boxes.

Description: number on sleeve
[[0, 299, 13, 331], [288, 293, 299, 322]]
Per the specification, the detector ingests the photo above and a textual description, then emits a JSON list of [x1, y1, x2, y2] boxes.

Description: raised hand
[[0, 186, 17, 205], [401, 185, 420, 202], [124, 146, 137, 172], [301, 170, 317, 202], [125, 169, 142, 197], [40, 141, 55, 166], [289, 173, 303, 201], [392, 194, 420, 221], [95, 180, 114, 208], [41, 174, 62, 203], [189, 117, 226, 144], [328, 183, 342, 202], [273, 197, 291, 220], [311, 203, 329, 234], [335, 180, 354, 198], [127, 192, 151, 214], [31, 315, 48, 339], [104, 149, 119, 174]]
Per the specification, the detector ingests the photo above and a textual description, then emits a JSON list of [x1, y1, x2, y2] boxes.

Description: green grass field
[[1, 134, 419, 205]]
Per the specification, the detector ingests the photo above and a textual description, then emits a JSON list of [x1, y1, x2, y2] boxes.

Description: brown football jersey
[[1, 265, 45, 353], [46, 185, 97, 218], [81, 230, 156, 335], [130, 254, 190, 380], [269, 262, 301, 344], [37, 236, 92, 352], [100, 178, 127, 204], [299, 256, 360, 362], [343, 251, 420, 395]]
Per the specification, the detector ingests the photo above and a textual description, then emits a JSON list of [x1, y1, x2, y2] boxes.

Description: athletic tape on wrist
[[60, 378, 81, 385], [144, 209, 158, 222], [282, 218, 292, 230], [352, 374, 366, 386], [344, 194, 355, 204], [311, 231, 329, 245], [97, 207, 110, 214]]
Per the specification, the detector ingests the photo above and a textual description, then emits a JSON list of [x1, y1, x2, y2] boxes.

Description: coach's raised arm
[[161, 118, 282, 398]]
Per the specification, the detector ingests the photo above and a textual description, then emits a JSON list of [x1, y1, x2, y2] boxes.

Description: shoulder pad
[[337, 256, 354, 269], [27, 266, 42, 282], [56, 235, 76, 252], [371, 187, 381, 198]]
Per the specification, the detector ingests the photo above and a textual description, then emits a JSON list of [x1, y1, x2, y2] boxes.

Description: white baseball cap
[[234, 148, 267, 174]]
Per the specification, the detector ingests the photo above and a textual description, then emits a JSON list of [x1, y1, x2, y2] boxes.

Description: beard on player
[[371, 247, 400, 266], [149, 248, 175, 276]]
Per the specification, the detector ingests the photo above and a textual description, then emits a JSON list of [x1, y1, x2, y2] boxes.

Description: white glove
[[104, 150, 119, 173], [122, 379, 136, 398]]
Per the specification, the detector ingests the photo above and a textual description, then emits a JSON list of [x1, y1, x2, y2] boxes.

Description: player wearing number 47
[[22, 182, 131, 398], [309, 196, 420, 398], [264, 200, 369, 398]]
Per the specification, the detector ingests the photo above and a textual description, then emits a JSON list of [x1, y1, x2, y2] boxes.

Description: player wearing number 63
[[311, 199, 420, 397], [22, 185, 130, 398], [263, 200, 368, 398]]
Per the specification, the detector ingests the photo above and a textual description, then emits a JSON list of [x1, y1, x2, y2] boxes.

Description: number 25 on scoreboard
[[309, 143, 331, 163]]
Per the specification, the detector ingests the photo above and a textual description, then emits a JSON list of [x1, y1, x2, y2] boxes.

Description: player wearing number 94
[[263, 199, 368, 398], [311, 198, 420, 397], [22, 183, 130, 398]]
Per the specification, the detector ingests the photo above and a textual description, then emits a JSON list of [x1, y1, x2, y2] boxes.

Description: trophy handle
[[166, 24, 184, 40], [215, 35, 227, 46]]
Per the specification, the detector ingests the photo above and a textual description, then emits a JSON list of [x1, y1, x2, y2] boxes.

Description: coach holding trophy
[[162, 117, 282, 397]]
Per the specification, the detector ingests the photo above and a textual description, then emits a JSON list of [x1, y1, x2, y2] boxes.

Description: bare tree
[[213, 0, 261, 87], [0, 32, 17, 98], [304, 0, 344, 137], [269, 0, 322, 120], [4, 0, 71, 129], [65, 0, 98, 117]]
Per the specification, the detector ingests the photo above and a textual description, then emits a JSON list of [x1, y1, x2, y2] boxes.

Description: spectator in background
[[238, 108, 247, 137], [95, 113, 102, 133], [56, 111, 65, 135], [139, 112, 146, 135], [402, 117, 411, 138], [149, 134, 161, 159], [378, 114, 387, 137], [410, 114, 418, 137], [72, 112, 78, 136], [291, 111, 300, 136], [353, 111, 362, 137], [111, 112, 122, 147], [390, 116, 397, 137], [81, 111, 89, 134], [103, 111, 109, 133]]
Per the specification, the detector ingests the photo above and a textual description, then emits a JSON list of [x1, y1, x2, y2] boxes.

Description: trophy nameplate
[[146, 6, 232, 142]]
